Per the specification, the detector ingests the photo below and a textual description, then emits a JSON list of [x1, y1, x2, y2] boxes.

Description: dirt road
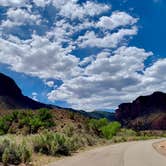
[[48, 139, 166, 166]]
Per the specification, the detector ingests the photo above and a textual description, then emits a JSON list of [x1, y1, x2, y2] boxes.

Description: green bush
[[30, 109, 55, 132], [87, 118, 122, 139], [0, 139, 32, 165], [0, 109, 55, 135], [29, 116, 44, 133], [101, 122, 121, 139], [38, 108, 53, 121], [0, 114, 14, 135], [33, 131, 76, 156], [88, 118, 109, 135], [117, 128, 137, 137]]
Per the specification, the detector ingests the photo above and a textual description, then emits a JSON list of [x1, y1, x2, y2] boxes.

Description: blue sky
[[0, 0, 166, 111]]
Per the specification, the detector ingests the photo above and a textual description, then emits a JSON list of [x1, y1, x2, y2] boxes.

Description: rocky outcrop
[[115, 92, 166, 130]]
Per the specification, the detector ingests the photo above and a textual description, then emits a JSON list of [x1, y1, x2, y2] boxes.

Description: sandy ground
[[48, 139, 166, 166]]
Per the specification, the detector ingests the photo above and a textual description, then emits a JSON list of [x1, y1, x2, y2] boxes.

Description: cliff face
[[115, 92, 166, 130], [0, 73, 48, 109]]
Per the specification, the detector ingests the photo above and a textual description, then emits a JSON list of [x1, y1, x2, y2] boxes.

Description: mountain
[[115, 92, 166, 130], [0, 73, 49, 109], [88, 111, 116, 121], [0, 73, 115, 120]]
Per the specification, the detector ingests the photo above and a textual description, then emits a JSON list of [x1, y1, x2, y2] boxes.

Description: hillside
[[0, 73, 49, 109], [116, 92, 166, 130]]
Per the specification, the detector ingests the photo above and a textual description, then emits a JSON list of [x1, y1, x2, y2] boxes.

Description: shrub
[[69, 112, 75, 120], [112, 136, 127, 143], [117, 128, 137, 137], [29, 109, 55, 133], [2, 148, 9, 166], [29, 116, 44, 133], [38, 108, 53, 121], [0, 109, 55, 135], [88, 118, 109, 135], [0, 115, 14, 135], [84, 135, 96, 146], [70, 134, 86, 149], [11, 111, 19, 121], [19, 140, 32, 163], [0, 139, 32, 165], [33, 131, 76, 156], [101, 122, 121, 139], [63, 124, 75, 137]]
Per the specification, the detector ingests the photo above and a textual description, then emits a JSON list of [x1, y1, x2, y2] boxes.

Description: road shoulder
[[153, 140, 166, 157]]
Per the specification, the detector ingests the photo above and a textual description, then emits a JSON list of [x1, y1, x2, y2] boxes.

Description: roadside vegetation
[[0, 109, 165, 165]]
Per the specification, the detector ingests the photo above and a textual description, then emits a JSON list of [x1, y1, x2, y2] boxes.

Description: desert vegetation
[[0, 108, 54, 135], [0, 109, 165, 165], [0, 109, 103, 165], [87, 118, 121, 139]]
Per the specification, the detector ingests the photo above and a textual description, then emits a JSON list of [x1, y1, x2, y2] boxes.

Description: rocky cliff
[[116, 92, 166, 130]]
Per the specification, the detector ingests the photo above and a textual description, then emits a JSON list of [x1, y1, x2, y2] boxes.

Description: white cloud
[[0, 34, 81, 80], [79, 56, 94, 66], [77, 26, 137, 48], [32, 92, 38, 101], [96, 11, 138, 30], [1, 8, 41, 28], [33, 0, 50, 7], [52, 0, 110, 20], [0, 0, 26, 7], [144, 59, 166, 80], [85, 46, 152, 76], [45, 81, 55, 88], [32, 92, 38, 96]]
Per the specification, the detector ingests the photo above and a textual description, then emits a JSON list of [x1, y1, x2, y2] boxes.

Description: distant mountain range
[[116, 92, 166, 130], [0, 73, 115, 120]]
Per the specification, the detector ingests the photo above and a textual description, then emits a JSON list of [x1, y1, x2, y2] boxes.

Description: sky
[[0, 0, 166, 111]]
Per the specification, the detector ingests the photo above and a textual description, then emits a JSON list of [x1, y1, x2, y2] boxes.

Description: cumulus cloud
[[77, 26, 137, 48], [1, 8, 41, 28], [48, 46, 153, 110], [0, 34, 81, 80], [96, 11, 138, 30], [52, 0, 110, 20], [144, 59, 166, 79]]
